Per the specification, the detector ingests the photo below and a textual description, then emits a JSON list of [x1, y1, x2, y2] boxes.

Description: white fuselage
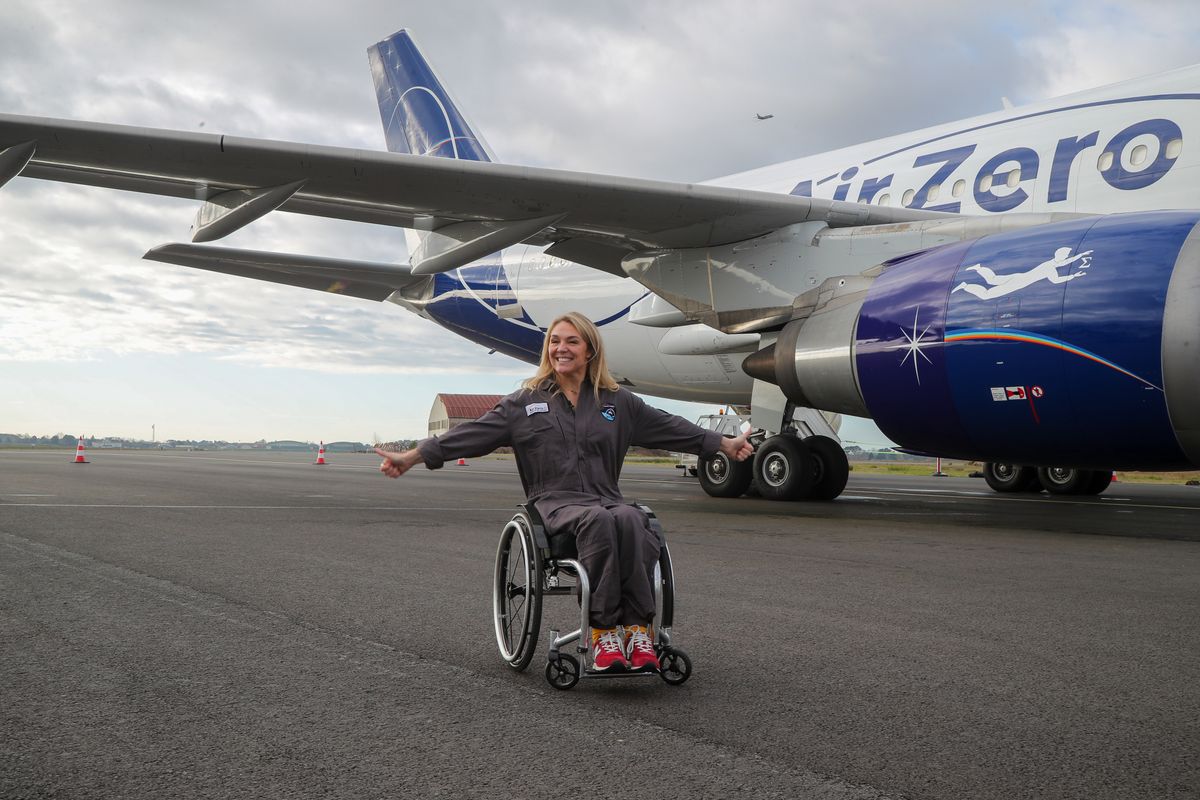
[[403, 64, 1200, 405]]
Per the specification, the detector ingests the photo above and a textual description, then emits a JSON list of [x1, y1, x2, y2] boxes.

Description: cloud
[[1, 0, 1199, 437], [0, 180, 514, 374], [1023, 1, 1200, 98]]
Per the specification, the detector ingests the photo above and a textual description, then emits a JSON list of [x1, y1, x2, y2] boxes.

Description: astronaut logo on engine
[[952, 247, 1093, 300]]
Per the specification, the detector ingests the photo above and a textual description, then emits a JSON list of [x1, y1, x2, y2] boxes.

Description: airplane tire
[[1037, 466, 1093, 495], [752, 436, 815, 501], [804, 435, 849, 501], [1085, 469, 1114, 495], [983, 462, 1039, 493], [698, 448, 753, 498]]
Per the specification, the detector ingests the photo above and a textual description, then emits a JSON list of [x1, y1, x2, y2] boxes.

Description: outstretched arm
[[375, 447, 425, 478], [1048, 271, 1086, 284], [628, 392, 753, 461]]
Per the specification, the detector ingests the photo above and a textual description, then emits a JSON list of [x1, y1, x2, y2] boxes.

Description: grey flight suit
[[418, 379, 723, 627]]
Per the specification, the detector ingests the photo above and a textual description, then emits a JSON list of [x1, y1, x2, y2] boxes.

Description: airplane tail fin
[[367, 29, 495, 162]]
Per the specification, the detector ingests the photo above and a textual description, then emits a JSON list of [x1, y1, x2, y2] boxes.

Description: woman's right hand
[[375, 447, 422, 478], [719, 431, 754, 462]]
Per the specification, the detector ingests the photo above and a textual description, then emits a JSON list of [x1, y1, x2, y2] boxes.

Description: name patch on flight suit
[[526, 402, 549, 416], [600, 404, 617, 422]]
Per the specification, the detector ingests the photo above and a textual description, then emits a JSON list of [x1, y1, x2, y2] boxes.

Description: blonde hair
[[523, 311, 620, 401]]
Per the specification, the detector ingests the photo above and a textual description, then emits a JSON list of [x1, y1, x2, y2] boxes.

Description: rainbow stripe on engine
[[944, 328, 1163, 391]]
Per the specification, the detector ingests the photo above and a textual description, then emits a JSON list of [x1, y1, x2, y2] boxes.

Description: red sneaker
[[624, 624, 659, 672], [591, 628, 629, 672]]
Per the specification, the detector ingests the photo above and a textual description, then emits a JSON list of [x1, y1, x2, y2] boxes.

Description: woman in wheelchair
[[376, 311, 752, 674]]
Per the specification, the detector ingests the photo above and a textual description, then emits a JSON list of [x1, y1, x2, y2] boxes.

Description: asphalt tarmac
[[2, 450, 1197, 799]]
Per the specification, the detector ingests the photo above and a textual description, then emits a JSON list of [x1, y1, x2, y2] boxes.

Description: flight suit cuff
[[700, 429, 723, 458], [417, 437, 445, 470]]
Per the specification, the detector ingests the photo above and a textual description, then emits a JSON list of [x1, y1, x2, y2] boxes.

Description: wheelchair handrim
[[493, 519, 536, 663]]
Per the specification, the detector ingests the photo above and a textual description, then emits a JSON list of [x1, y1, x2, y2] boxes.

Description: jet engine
[[743, 210, 1200, 470]]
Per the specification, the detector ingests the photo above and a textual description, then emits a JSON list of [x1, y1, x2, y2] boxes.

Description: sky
[[2, 0, 1199, 444]]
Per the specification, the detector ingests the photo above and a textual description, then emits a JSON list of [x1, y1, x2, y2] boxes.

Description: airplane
[[756, 114, 775, 120], [1, 29, 1198, 503]]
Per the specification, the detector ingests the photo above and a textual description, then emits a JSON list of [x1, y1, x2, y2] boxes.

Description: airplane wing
[[0, 113, 950, 272], [142, 244, 422, 302]]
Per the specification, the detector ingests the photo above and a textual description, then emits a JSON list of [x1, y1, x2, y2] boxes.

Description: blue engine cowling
[[762, 211, 1200, 470]]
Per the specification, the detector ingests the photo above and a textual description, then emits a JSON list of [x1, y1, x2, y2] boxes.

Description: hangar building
[[428, 394, 503, 438]]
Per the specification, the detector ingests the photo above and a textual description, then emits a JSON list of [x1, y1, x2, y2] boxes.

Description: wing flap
[[410, 212, 565, 275], [143, 244, 419, 301]]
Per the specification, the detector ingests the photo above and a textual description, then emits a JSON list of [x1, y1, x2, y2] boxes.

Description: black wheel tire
[[698, 444, 754, 498], [983, 462, 1040, 493], [545, 654, 580, 690], [752, 436, 815, 501], [657, 543, 676, 629], [1085, 469, 1114, 495], [493, 516, 543, 671], [804, 435, 850, 501], [659, 647, 692, 686], [1037, 466, 1093, 495]]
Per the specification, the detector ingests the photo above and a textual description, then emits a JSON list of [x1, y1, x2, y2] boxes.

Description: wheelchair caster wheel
[[545, 654, 580, 690], [658, 647, 692, 686]]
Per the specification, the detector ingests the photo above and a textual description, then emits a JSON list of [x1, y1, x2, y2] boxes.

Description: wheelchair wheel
[[545, 654, 580, 690], [658, 543, 676, 629], [493, 515, 543, 671], [658, 646, 692, 686]]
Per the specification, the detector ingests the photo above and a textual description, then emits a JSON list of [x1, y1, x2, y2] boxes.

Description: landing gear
[[1036, 466, 1119, 496], [745, 433, 850, 502], [1037, 466, 1091, 495], [981, 463, 1115, 496], [698, 447, 754, 498], [804, 435, 851, 501], [752, 436, 814, 501], [1086, 470, 1114, 495], [693, 386, 851, 502], [983, 462, 1040, 493]]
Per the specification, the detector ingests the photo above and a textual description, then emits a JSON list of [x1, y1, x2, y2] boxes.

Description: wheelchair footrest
[[581, 667, 662, 680]]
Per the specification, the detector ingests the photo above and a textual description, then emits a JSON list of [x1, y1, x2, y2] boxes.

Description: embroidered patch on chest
[[600, 404, 617, 422]]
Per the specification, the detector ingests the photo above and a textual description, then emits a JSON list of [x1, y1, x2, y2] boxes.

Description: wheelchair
[[492, 502, 693, 690]]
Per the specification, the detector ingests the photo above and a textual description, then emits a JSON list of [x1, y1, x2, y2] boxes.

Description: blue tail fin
[[367, 30, 494, 162]]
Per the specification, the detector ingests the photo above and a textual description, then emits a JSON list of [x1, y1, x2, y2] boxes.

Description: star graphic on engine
[[892, 305, 939, 385]]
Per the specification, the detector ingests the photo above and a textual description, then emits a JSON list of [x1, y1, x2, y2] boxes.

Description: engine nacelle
[[743, 287, 871, 417], [746, 211, 1200, 469]]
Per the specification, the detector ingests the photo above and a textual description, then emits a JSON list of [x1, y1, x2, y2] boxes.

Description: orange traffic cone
[[314, 441, 327, 465], [72, 435, 89, 464], [1111, 470, 1118, 482], [456, 457, 467, 466]]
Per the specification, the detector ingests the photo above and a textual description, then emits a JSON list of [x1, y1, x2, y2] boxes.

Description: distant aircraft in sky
[[1, 29, 1198, 502], [755, 113, 774, 120]]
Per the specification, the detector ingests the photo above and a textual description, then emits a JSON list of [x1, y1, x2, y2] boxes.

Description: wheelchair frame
[[492, 502, 693, 690]]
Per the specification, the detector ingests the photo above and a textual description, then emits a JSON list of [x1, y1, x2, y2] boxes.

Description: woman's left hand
[[719, 431, 754, 461]]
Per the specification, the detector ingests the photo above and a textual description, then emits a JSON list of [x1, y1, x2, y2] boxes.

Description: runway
[[2, 450, 1198, 799]]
